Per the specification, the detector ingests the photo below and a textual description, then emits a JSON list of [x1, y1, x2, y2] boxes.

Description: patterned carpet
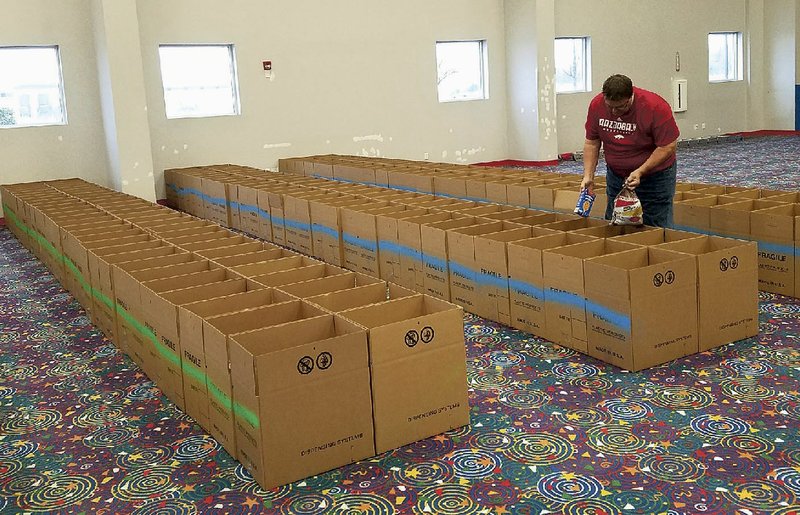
[[1, 135, 800, 514], [543, 134, 800, 191]]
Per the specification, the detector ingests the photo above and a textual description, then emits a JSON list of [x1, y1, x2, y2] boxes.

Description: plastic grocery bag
[[611, 187, 644, 226]]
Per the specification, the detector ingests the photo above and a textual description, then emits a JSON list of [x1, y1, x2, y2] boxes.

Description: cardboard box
[[507, 232, 598, 338], [200, 176, 232, 227], [112, 256, 203, 368], [193, 241, 266, 260], [584, 247, 698, 371], [750, 203, 800, 296], [89, 244, 179, 345], [529, 182, 571, 211], [85, 240, 169, 336], [251, 187, 275, 242], [229, 255, 320, 279], [433, 174, 468, 200], [395, 212, 454, 291], [537, 216, 607, 233], [672, 195, 736, 233], [266, 187, 305, 247], [388, 169, 433, 194], [228, 314, 375, 489], [446, 221, 524, 314], [140, 271, 247, 408], [202, 300, 328, 455], [61, 230, 151, 314], [307, 283, 415, 313], [375, 207, 429, 284], [277, 271, 384, 299], [485, 178, 527, 204], [472, 226, 534, 324], [250, 262, 344, 289], [709, 199, 785, 240], [212, 248, 290, 269], [571, 224, 663, 240], [178, 235, 252, 253], [481, 206, 529, 222], [609, 227, 705, 246], [235, 181, 266, 237], [341, 295, 469, 453], [341, 204, 403, 277], [505, 180, 544, 208], [308, 196, 364, 267], [137, 268, 230, 385], [168, 229, 234, 249], [542, 239, 639, 353], [283, 191, 332, 255], [179, 288, 290, 430], [420, 217, 478, 301], [657, 236, 758, 351]]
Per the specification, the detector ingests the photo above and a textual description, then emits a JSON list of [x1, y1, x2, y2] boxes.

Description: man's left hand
[[625, 171, 643, 189]]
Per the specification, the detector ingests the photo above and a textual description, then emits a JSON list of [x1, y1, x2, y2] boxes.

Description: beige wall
[[1, 0, 797, 204], [554, 0, 761, 153], [136, 0, 509, 196], [0, 0, 110, 195]]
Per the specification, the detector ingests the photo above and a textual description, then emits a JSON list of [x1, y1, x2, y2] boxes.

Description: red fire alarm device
[[262, 60, 272, 71]]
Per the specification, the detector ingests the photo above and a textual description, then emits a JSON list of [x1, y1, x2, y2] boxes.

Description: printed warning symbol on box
[[297, 356, 314, 375], [316, 352, 332, 370]]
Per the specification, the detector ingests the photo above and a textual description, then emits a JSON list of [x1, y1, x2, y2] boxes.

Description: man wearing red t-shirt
[[580, 74, 680, 227]]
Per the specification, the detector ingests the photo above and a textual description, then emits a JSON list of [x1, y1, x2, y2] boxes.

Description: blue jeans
[[604, 163, 677, 228]]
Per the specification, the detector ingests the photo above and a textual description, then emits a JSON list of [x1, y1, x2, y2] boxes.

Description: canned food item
[[574, 188, 596, 217]]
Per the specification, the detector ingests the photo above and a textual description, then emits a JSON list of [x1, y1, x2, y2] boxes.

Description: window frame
[[435, 39, 489, 103], [554, 36, 591, 94], [0, 45, 68, 129], [157, 43, 241, 120], [707, 31, 744, 83]]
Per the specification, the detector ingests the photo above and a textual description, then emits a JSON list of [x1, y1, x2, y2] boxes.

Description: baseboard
[[475, 158, 561, 167], [725, 129, 800, 137]]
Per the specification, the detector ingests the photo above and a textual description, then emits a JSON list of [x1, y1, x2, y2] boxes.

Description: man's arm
[[581, 138, 601, 195], [624, 139, 678, 188]]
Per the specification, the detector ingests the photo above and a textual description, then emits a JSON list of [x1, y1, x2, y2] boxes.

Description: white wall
[[553, 0, 760, 153], [764, 0, 796, 129], [1, 0, 797, 205], [136, 0, 508, 196], [0, 0, 110, 194]]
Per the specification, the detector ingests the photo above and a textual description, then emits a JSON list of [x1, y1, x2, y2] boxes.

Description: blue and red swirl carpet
[[2, 135, 800, 514]]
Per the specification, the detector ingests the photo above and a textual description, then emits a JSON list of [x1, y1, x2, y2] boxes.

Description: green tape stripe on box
[[3, 204, 260, 427], [233, 400, 259, 430]]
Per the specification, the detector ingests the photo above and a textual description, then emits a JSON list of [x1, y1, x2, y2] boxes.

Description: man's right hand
[[580, 177, 594, 196]]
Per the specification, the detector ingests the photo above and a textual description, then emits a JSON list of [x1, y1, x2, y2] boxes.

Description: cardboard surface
[[584, 247, 698, 371], [229, 315, 375, 488], [178, 288, 289, 430], [657, 236, 759, 351], [542, 239, 639, 353], [341, 295, 469, 453]]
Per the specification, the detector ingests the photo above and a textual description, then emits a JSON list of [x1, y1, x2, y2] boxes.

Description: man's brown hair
[[602, 74, 633, 101]]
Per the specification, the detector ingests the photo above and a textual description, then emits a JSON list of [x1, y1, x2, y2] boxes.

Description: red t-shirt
[[585, 86, 680, 176]]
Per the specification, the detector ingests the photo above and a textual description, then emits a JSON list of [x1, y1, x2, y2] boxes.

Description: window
[[555, 37, 591, 93], [158, 44, 240, 119], [436, 40, 488, 103], [0, 46, 67, 128], [708, 32, 743, 82]]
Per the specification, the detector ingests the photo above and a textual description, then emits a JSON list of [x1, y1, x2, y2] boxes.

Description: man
[[580, 74, 680, 227]]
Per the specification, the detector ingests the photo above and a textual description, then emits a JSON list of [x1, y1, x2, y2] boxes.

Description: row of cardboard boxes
[[162, 164, 760, 372], [0, 179, 471, 490], [165, 156, 800, 299], [280, 154, 800, 298]]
